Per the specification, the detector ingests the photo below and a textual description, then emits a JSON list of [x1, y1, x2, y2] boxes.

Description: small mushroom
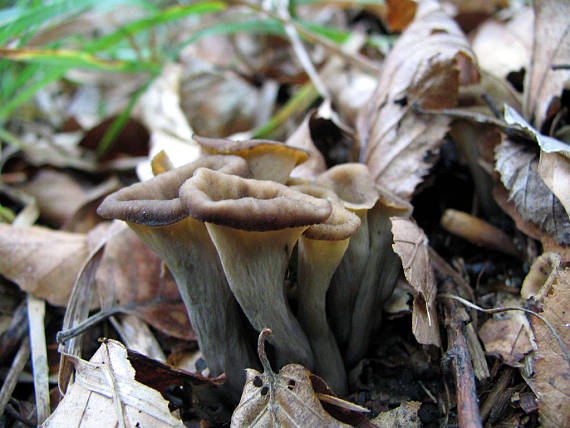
[[315, 164, 379, 349], [179, 168, 332, 370], [292, 184, 360, 395], [97, 155, 257, 401], [344, 187, 412, 367], [193, 135, 309, 184]]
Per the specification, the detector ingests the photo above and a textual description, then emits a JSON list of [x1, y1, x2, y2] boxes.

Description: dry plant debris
[[0, 0, 569, 427]]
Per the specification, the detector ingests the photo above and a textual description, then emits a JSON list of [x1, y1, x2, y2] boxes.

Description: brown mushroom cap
[[180, 168, 331, 231], [315, 163, 379, 211], [193, 135, 310, 183], [97, 155, 250, 226], [291, 184, 360, 241]]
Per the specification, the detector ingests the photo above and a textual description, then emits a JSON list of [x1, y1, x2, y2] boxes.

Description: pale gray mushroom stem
[[97, 155, 257, 402], [344, 187, 412, 367], [315, 164, 379, 349], [293, 184, 360, 395], [180, 168, 332, 370]]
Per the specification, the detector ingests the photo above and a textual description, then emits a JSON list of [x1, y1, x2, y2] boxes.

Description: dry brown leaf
[[539, 151, 570, 216], [371, 401, 421, 428], [391, 217, 441, 347], [43, 339, 185, 428], [0, 224, 89, 306], [524, 0, 570, 128], [493, 184, 570, 263], [285, 111, 327, 181], [358, 0, 478, 199], [478, 315, 533, 367], [96, 227, 194, 341], [385, 0, 418, 32], [231, 330, 349, 427], [470, 9, 532, 84], [495, 138, 570, 245], [531, 268, 570, 428]]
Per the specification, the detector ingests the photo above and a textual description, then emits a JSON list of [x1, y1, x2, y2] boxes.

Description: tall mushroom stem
[[344, 189, 412, 367], [180, 168, 332, 370], [315, 164, 379, 349], [206, 225, 314, 369], [293, 184, 360, 395]]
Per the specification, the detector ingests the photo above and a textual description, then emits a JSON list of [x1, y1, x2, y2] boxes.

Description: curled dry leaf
[[524, 0, 570, 128], [0, 224, 89, 306], [531, 268, 570, 428], [391, 217, 440, 347], [133, 63, 201, 181], [96, 227, 194, 341], [285, 111, 327, 181], [495, 138, 570, 245], [358, 0, 478, 199], [43, 339, 185, 428], [231, 330, 349, 427]]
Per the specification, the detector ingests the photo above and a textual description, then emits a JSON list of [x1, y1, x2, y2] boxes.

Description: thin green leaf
[[172, 18, 284, 58], [85, 1, 227, 53], [0, 0, 95, 45], [0, 47, 159, 72], [0, 66, 67, 120]]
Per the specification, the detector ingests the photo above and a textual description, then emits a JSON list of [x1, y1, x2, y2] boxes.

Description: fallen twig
[[441, 280, 483, 428]]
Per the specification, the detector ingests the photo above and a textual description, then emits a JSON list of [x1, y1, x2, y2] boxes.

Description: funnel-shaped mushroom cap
[[315, 163, 379, 211], [292, 184, 360, 395], [96, 155, 256, 402], [97, 155, 250, 225], [315, 163, 380, 348], [180, 169, 332, 369], [180, 168, 331, 231], [193, 135, 310, 183]]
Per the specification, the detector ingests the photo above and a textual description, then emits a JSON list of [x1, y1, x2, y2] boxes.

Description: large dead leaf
[[43, 339, 185, 428], [495, 138, 570, 245], [391, 217, 440, 347], [231, 330, 350, 427], [524, 0, 570, 128], [96, 227, 194, 341], [358, 0, 478, 199], [0, 224, 89, 306], [531, 268, 570, 428]]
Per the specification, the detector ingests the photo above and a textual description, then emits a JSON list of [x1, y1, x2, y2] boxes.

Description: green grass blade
[[0, 47, 160, 72], [172, 18, 284, 58], [0, 66, 67, 120], [0, 0, 96, 45], [85, 1, 227, 53]]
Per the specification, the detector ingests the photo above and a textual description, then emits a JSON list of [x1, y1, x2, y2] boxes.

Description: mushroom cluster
[[97, 135, 411, 402]]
